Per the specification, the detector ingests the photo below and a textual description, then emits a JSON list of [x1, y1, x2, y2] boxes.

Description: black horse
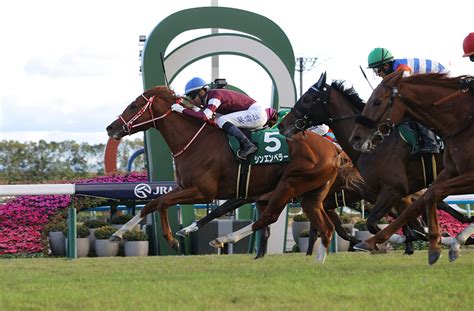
[[279, 73, 474, 254]]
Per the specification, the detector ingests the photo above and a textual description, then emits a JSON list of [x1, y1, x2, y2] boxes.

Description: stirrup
[[237, 145, 257, 160]]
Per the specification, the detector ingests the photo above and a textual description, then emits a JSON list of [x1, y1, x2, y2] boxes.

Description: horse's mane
[[330, 80, 366, 111], [150, 85, 178, 102], [402, 73, 465, 89]]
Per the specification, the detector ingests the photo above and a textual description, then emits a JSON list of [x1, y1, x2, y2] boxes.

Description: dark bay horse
[[278, 73, 473, 254], [106, 85, 359, 262], [349, 71, 474, 264]]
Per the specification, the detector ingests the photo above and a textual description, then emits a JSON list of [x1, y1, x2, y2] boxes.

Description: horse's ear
[[314, 72, 327, 90], [383, 70, 404, 87]]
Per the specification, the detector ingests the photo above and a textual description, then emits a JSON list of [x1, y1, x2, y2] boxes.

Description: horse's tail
[[334, 148, 364, 190]]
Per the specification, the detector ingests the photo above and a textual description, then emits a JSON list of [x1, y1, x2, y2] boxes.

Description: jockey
[[461, 33, 474, 94], [309, 124, 336, 142], [367, 47, 447, 155], [367, 47, 447, 78], [171, 77, 278, 160]]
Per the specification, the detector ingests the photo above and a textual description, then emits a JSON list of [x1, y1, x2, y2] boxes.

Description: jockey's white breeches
[[216, 103, 267, 129], [309, 124, 330, 136]]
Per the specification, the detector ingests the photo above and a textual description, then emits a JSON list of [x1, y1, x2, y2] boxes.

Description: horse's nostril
[[106, 125, 112, 132]]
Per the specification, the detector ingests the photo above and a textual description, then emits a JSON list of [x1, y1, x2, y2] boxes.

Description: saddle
[[398, 121, 443, 156], [227, 128, 290, 165]]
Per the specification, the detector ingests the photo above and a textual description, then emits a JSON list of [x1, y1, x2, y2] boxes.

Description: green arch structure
[[142, 7, 296, 255]]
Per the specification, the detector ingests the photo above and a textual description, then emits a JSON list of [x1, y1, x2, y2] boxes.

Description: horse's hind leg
[[255, 198, 271, 259], [299, 185, 335, 263], [326, 209, 359, 250], [306, 224, 318, 256]]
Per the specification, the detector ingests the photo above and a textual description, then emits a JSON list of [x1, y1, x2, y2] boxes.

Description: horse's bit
[[119, 94, 170, 134]]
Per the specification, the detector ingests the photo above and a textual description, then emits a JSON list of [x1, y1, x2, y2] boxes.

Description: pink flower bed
[[437, 210, 470, 237], [0, 172, 147, 255]]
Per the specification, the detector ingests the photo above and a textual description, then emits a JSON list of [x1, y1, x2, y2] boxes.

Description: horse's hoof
[[448, 242, 461, 262], [353, 241, 373, 252], [109, 235, 122, 242], [428, 250, 442, 265], [315, 244, 327, 263], [170, 238, 180, 252], [209, 239, 224, 249], [316, 252, 327, 264]]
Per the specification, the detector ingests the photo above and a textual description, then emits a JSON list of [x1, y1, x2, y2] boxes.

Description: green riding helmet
[[367, 48, 394, 68]]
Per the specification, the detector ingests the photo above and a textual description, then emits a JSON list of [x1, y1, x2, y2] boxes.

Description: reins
[[119, 95, 171, 133], [118, 93, 207, 158]]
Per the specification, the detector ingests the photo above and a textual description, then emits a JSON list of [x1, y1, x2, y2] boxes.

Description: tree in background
[[0, 138, 144, 184]]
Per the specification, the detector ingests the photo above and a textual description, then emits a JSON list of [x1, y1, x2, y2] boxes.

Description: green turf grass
[[1, 250, 473, 310]]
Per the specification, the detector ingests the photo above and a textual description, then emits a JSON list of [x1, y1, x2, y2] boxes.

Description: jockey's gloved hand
[[171, 104, 185, 113]]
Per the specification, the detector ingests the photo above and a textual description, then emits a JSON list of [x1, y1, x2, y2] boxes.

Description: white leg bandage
[[316, 243, 327, 264], [176, 222, 199, 237], [217, 223, 254, 244], [388, 234, 406, 245], [112, 214, 143, 239], [456, 224, 474, 245]]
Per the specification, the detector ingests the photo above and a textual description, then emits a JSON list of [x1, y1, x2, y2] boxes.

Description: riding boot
[[222, 122, 257, 160], [415, 124, 439, 154]]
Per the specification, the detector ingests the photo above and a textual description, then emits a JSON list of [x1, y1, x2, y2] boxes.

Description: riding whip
[[160, 52, 170, 87], [359, 65, 374, 91]]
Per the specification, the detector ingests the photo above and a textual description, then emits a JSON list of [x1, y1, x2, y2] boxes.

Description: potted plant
[[291, 213, 310, 245], [111, 213, 134, 229], [354, 219, 373, 241], [123, 230, 149, 257], [298, 230, 310, 253], [45, 220, 66, 257], [94, 226, 120, 257], [84, 219, 109, 256], [378, 217, 390, 230], [64, 224, 90, 257], [339, 213, 354, 235]]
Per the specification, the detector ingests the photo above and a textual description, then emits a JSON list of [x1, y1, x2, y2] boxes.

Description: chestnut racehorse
[[106, 85, 359, 262], [278, 73, 473, 254], [349, 71, 474, 264]]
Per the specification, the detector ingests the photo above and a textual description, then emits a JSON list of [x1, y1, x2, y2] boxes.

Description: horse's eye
[[374, 99, 382, 106]]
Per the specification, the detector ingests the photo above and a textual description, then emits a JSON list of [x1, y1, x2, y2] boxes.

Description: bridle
[[292, 84, 359, 131], [354, 85, 400, 144], [119, 94, 171, 134], [117, 93, 206, 158]]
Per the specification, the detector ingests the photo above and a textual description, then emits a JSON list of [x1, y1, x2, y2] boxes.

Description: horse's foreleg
[[425, 197, 441, 265], [423, 171, 474, 263]]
